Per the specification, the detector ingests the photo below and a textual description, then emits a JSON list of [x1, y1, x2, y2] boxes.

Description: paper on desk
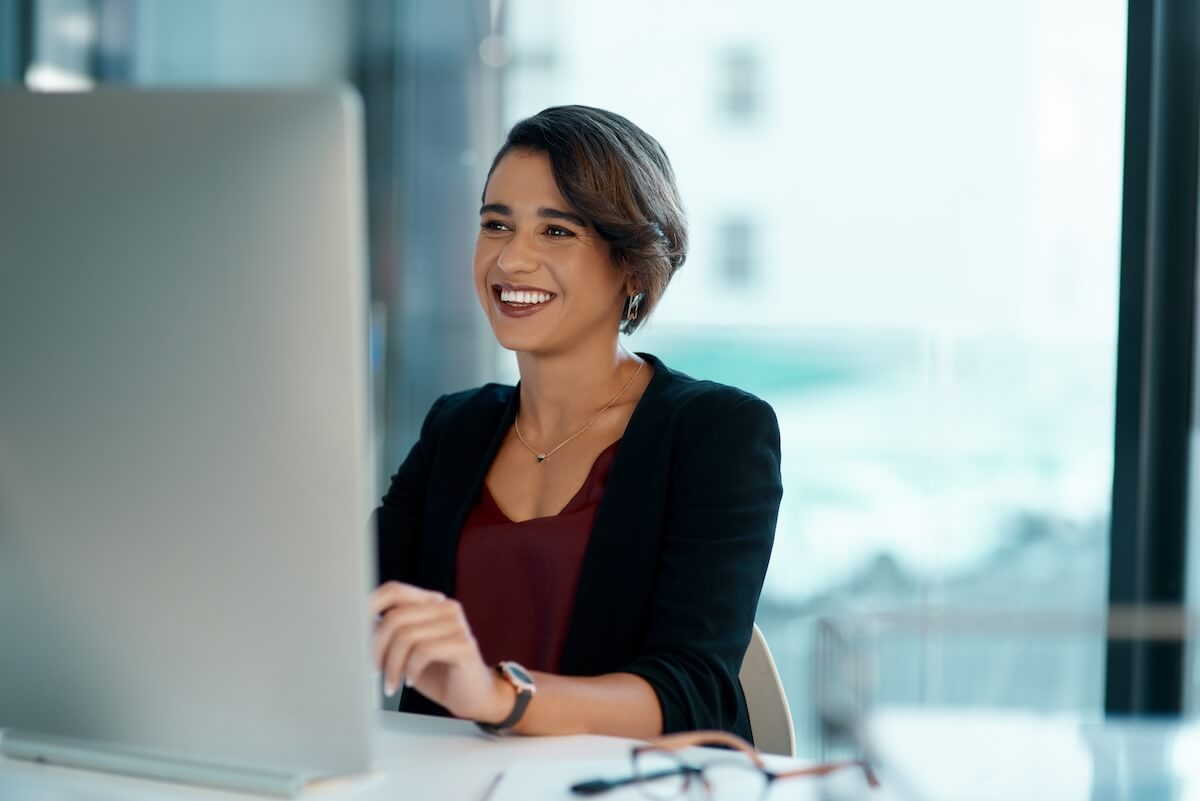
[[485, 759, 639, 801], [485, 758, 845, 801]]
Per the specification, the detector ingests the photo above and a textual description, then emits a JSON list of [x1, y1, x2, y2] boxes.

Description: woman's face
[[474, 149, 628, 356]]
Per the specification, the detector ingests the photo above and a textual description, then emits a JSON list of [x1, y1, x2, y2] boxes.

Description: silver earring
[[624, 291, 644, 322]]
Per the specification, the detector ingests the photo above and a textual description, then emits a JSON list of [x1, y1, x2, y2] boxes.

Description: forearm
[[482, 670, 663, 738]]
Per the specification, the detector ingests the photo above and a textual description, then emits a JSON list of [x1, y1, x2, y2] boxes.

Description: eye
[[481, 219, 512, 232], [545, 225, 575, 238]]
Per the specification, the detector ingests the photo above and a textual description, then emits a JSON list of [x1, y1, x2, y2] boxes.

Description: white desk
[[0, 711, 642, 801], [18, 709, 1197, 801], [866, 707, 1200, 801]]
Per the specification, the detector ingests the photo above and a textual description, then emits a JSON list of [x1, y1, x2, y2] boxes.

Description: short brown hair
[[484, 106, 687, 334]]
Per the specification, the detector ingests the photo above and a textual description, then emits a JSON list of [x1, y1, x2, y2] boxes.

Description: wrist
[[482, 669, 517, 725], [475, 661, 536, 735]]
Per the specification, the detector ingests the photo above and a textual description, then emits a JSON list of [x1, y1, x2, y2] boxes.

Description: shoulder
[[638, 355, 783, 498], [419, 383, 514, 439], [642, 354, 778, 436], [432, 383, 514, 419]]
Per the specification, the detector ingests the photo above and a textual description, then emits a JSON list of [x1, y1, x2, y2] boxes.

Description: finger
[[402, 632, 478, 689], [398, 600, 473, 682], [372, 603, 453, 669], [369, 581, 446, 616], [369, 582, 445, 616], [382, 617, 462, 695], [381, 616, 463, 694]]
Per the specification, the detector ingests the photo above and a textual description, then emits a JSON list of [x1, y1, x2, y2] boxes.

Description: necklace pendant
[[536, 454, 547, 463]]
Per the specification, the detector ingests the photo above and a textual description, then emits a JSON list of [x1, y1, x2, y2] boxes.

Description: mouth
[[492, 284, 557, 318]]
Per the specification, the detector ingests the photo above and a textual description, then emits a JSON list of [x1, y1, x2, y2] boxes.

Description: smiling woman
[[372, 106, 783, 743]]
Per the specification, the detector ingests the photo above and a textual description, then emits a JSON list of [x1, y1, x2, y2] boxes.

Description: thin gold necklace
[[514, 359, 645, 464]]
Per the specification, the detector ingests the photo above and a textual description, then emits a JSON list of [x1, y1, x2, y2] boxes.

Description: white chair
[[739, 623, 796, 756]]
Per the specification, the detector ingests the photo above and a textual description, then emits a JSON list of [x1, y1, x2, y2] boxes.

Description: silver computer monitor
[[0, 88, 376, 796]]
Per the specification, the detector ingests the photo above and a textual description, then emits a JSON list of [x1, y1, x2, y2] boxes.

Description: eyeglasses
[[570, 730, 879, 799]]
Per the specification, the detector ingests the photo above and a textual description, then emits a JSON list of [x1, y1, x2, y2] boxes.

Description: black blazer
[[375, 353, 783, 742]]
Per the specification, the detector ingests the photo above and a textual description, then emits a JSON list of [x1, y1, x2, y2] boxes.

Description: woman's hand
[[369, 581, 511, 723]]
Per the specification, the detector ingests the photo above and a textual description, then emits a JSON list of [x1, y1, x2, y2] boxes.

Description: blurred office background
[[4, 0, 1196, 758]]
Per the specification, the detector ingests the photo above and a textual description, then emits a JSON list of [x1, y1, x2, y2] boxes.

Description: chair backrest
[[739, 624, 797, 757]]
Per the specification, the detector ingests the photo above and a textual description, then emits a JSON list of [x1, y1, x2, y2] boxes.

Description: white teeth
[[499, 289, 552, 304]]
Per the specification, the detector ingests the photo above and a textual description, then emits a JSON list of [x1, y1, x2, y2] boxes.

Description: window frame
[[1105, 0, 1200, 716]]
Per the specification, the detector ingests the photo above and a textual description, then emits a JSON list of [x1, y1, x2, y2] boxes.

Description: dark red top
[[454, 440, 620, 673]]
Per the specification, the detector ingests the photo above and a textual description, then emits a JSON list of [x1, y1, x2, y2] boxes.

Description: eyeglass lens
[[633, 749, 769, 800]]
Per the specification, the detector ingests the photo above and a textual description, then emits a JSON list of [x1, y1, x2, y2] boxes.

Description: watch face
[[503, 661, 534, 688]]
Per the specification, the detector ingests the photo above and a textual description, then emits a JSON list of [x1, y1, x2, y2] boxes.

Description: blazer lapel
[[424, 386, 517, 596], [559, 353, 676, 675]]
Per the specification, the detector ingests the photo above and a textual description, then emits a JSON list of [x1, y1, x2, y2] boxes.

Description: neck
[[515, 339, 642, 434]]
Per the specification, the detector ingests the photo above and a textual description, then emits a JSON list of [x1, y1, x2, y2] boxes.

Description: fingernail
[[384, 680, 395, 696], [404, 676, 412, 688]]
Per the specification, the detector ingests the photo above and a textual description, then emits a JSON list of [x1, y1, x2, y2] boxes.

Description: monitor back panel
[[0, 89, 375, 778]]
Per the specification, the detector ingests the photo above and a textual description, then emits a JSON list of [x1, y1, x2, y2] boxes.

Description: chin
[[491, 326, 576, 359], [489, 323, 543, 354]]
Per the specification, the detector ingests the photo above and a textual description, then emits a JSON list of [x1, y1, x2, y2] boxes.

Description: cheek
[[472, 239, 489, 278], [473, 240, 499, 289], [472, 241, 494, 306]]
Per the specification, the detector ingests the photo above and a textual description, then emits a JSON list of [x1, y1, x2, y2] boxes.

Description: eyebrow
[[479, 203, 588, 228]]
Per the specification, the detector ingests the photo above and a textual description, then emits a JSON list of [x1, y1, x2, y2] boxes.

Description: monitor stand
[[2, 729, 308, 797]]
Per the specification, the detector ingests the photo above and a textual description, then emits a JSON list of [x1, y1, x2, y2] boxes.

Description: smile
[[492, 284, 557, 318]]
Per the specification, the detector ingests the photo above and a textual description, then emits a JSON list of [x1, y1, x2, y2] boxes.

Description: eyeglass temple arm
[[773, 759, 880, 788], [570, 766, 698, 797], [647, 730, 765, 767]]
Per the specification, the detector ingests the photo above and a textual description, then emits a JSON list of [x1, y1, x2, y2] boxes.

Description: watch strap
[[475, 664, 534, 735]]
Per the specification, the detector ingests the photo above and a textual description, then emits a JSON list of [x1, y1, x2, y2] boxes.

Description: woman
[[371, 106, 782, 742]]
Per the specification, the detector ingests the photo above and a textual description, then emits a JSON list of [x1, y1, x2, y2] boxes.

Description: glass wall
[[500, 0, 1126, 754], [15, 0, 1133, 754]]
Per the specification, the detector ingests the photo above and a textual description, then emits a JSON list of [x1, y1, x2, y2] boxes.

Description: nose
[[496, 231, 538, 275]]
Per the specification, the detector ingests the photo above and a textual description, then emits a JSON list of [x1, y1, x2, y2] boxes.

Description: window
[[718, 47, 760, 122], [503, 0, 1127, 755], [718, 216, 756, 287]]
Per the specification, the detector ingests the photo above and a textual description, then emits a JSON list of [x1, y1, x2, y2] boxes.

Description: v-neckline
[[483, 438, 622, 524]]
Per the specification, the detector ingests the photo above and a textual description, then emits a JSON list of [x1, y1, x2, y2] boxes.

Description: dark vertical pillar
[[0, 0, 34, 84], [1106, 0, 1200, 715]]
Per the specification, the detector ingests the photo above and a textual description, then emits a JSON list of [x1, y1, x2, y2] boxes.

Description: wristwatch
[[476, 661, 536, 735]]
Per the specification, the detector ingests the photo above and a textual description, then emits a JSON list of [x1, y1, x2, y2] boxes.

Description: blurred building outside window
[[718, 216, 757, 288], [718, 46, 761, 122]]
